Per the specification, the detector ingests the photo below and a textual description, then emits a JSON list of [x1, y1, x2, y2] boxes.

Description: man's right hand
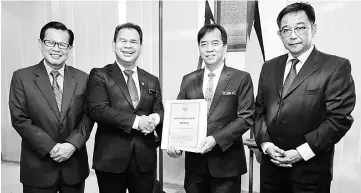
[[266, 145, 292, 167], [166, 146, 183, 158], [138, 115, 155, 135], [49, 143, 60, 156]]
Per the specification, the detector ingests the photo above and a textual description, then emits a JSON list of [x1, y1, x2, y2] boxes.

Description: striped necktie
[[205, 72, 216, 113], [124, 70, 139, 108], [282, 58, 299, 97], [50, 70, 62, 112]]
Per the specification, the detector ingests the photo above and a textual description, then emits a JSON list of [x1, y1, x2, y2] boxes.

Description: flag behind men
[[245, 0, 265, 96]]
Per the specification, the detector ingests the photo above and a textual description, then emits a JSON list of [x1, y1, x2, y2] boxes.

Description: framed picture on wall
[[215, 1, 252, 52]]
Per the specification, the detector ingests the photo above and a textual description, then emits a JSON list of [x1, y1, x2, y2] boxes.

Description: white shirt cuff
[[261, 142, 274, 154], [296, 143, 315, 161], [132, 115, 140, 130]]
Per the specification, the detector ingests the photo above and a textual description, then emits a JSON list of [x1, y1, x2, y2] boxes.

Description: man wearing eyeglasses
[[254, 2, 355, 193], [9, 21, 94, 193]]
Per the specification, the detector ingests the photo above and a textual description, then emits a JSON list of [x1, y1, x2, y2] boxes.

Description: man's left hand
[[281, 149, 303, 164], [50, 143, 76, 163], [198, 136, 217, 154]]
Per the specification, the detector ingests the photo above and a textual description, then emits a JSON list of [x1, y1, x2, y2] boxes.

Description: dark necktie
[[50, 70, 62, 112], [205, 72, 216, 113], [124, 70, 139, 108], [282, 58, 299, 97]]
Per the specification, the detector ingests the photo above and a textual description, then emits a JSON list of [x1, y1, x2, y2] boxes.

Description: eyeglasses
[[279, 25, 311, 38], [43, 40, 71, 50]]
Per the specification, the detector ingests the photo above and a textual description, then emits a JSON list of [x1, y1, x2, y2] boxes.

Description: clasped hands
[[49, 142, 76, 163], [138, 113, 158, 135], [166, 136, 217, 158], [266, 145, 303, 167]]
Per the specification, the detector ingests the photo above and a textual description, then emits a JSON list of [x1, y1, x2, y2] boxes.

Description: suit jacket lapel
[[33, 61, 60, 120], [109, 63, 134, 108], [208, 66, 231, 119], [194, 70, 204, 99], [60, 66, 77, 123], [283, 48, 320, 98], [275, 55, 288, 98], [135, 67, 147, 111]]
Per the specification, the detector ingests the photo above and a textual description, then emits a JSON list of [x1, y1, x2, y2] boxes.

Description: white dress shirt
[[116, 62, 160, 130], [261, 45, 316, 161]]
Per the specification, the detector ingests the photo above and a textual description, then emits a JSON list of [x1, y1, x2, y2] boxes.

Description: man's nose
[[123, 41, 132, 47], [205, 44, 214, 52], [289, 29, 298, 39], [52, 43, 61, 51]]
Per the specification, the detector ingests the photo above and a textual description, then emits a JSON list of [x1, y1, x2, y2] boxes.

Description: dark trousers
[[260, 157, 331, 193], [184, 162, 241, 193], [95, 152, 155, 193], [23, 172, 84, 193]]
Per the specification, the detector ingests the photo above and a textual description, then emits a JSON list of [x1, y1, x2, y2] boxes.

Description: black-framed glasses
[[279, 25, 311, 38], [43, 40, 71, 50]]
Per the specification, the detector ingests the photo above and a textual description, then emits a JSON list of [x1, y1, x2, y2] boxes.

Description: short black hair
[[197, 23, 227, 45], [277, 2, 316, 28], [40, 21, 74, 46], [113, 22, 143, 44]]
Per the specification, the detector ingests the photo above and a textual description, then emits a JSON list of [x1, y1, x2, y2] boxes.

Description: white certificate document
[[161, 99, 207, 153]]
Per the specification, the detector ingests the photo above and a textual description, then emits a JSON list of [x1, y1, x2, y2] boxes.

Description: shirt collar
[[116, 61, 138, 76], [287, 44, 314, 64], [43, 60, 65, 77], [204, 62, 224, 78]]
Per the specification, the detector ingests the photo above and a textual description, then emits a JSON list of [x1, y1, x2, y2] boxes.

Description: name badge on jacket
[[222, 90, 236, 95]]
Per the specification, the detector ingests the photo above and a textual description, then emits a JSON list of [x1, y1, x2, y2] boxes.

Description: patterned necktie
[[205, 72, 216, 113], [50, 70, 62, 112], [124, 70, 139, 108], [282, 58, 299, 97]]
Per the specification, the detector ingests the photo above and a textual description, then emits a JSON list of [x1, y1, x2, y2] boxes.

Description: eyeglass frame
[[42, 40, 72, 50], [278, 24, 314, 38]]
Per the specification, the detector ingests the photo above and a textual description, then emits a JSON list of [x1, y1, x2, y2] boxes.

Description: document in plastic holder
[[161, 99, 207, 153]]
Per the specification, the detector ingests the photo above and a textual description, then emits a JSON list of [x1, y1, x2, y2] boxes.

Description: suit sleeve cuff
[[296, 143, 315, 161], [261, 142, 274, 154], [132, 115, 140, 130]]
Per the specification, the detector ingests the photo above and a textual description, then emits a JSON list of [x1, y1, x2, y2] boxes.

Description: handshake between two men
[[138, 113, 160, 136]]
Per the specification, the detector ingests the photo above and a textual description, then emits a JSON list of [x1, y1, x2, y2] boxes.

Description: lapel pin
[[142, 82, 145, 86]]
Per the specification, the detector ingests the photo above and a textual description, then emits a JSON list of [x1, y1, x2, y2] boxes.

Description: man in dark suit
[[9, 21, 94, 193], [254, 2, 356, 193], [166, 24, 255, 193], [86, 22, 164, 193]]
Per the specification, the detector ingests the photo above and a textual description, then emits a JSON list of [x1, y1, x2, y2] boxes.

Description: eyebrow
[[282, 22, 307, 29], [119, 38, 138, 41]]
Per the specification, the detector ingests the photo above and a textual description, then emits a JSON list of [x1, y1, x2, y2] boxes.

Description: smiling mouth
[[50, 53, 62, 58], [122, 51, 134, 55]]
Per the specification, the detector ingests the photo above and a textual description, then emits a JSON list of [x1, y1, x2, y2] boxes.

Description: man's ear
[[311, 24, 317, 38], [38, 39, 43, 51], [112, 41, 116, 52], [277, 30, 282, 40]]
